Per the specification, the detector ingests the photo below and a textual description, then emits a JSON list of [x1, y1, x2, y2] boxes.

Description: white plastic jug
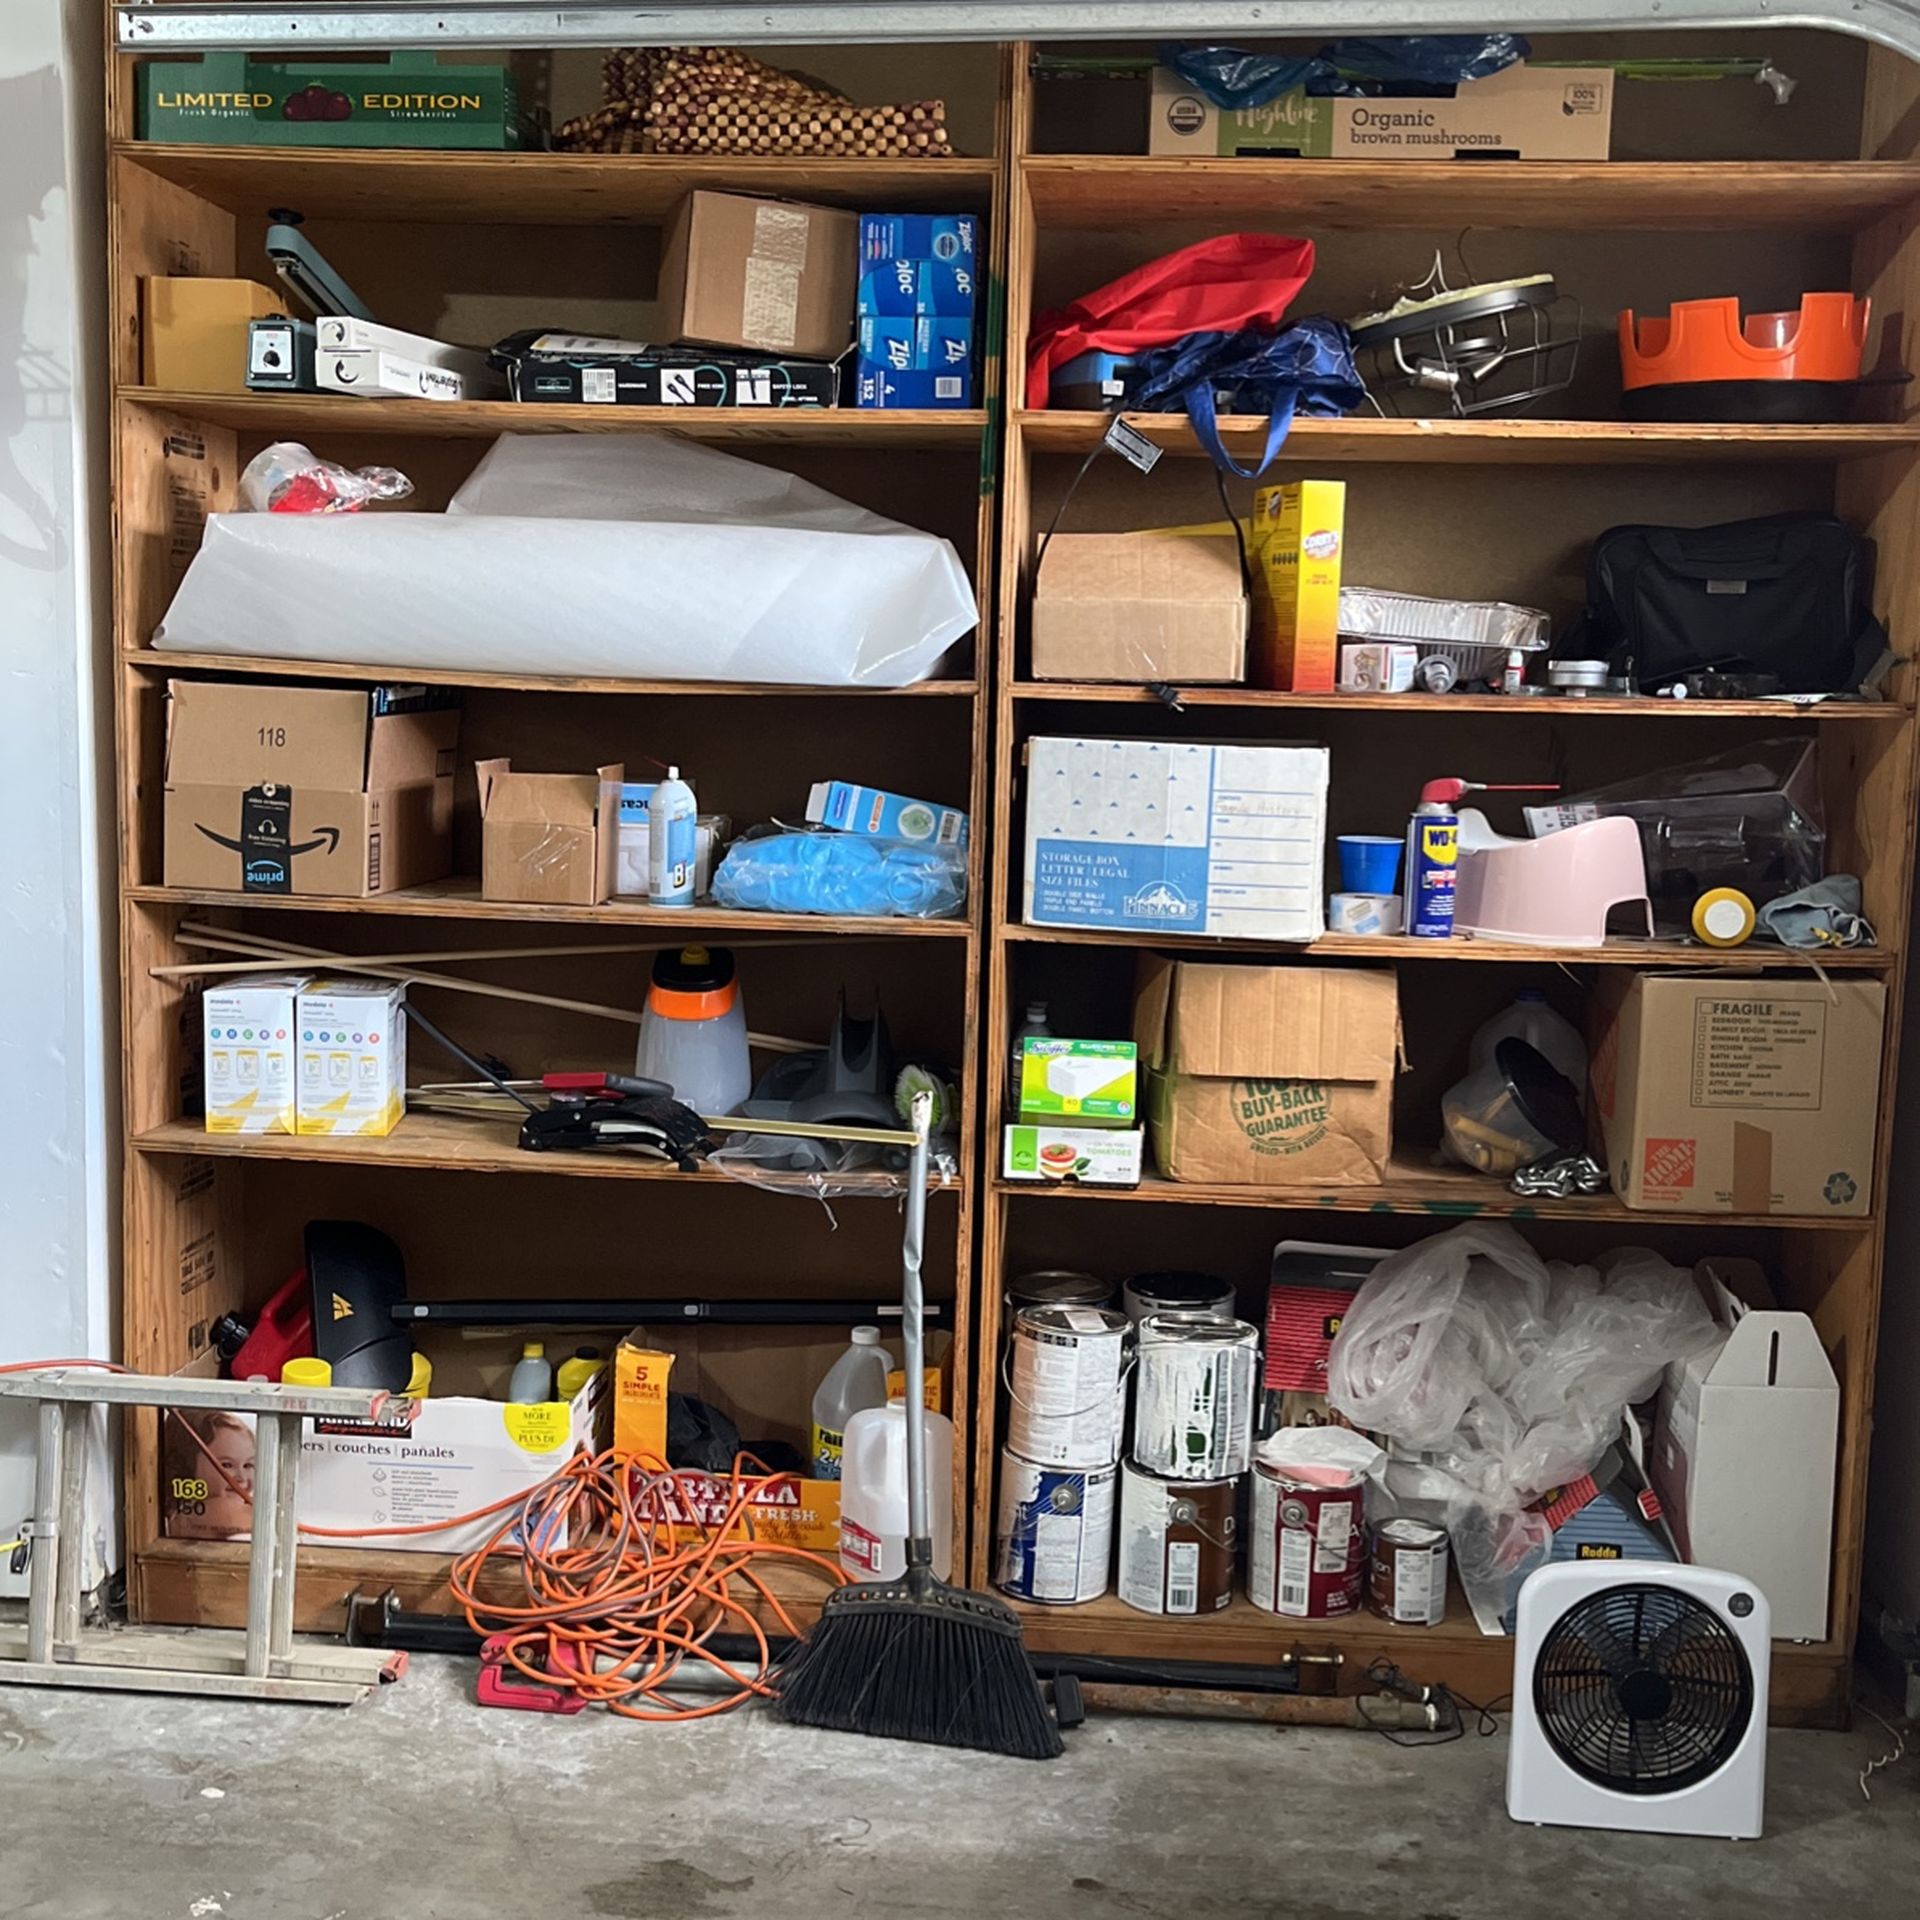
[[809, 1326, 891, 1480], [634, 944, 751, 1116], [838, 1400, 955, 1583], [1468, 989, 1588, 1090]]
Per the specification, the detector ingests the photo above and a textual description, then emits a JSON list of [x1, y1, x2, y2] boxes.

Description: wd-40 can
[[1403, 797, 1459, 939]]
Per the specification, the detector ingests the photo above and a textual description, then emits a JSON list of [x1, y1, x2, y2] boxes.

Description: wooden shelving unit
[[973, 40, 1920, 1729], [106, 44, 1011, 1636]]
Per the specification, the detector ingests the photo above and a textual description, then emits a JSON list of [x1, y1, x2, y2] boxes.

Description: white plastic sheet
[[154, 434, 978, 687]]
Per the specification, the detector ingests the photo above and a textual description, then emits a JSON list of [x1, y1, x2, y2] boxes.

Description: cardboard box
[[496, 333, 840, 408], [1250, 480, 1344, 692], [1339, 642, 1419, 694], [1031, 532, 1247, 684], [613, 787, 728, 899], [295, 976, 407, 1137], [1002, 1123, 1144, 1187], [805, 780, 968, 848], [1651, 1258, 1839, 1640], [1017, 1037, 1137, 1126], [855, 213, 979, 409], [1135, 958, 1397, 1186], [1148, 62, 1614, 161], [161, 1337, 605, 1551], [1023, 737, 1329, 941], [658, 191, 858, 363], [1592, 974, 1886, 1215], [476, 759, 623, 906], [164, 680, 458, 898], [138, 51, 527, 148], [203, 973, 310, 1134], [142, 278, 288, 392]]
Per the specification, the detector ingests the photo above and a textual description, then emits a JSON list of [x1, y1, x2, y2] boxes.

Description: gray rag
[[1757, 875, 1876, 949]]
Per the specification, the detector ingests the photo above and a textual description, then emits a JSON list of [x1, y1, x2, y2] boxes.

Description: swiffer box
[[164, 681, 458, 897], [1030, 532, 1247, 684], [1017, 1037, 1137, 1126], [1651, 1258, 1839, 1641], [1147, 62, 1614, 161], [476, 759, 623, 906], [1592, 973, 1886, 1215], [1134, 958, 1397, 1187], [659, 191, 858, 363], [143, 278, 289, 392], [161, 1337, 606, 1551], [1023, 737, 1328, 941]]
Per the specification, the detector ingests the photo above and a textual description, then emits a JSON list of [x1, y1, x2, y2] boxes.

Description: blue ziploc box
[[806, 779, 969, 849], [855, 213, 979, 409]]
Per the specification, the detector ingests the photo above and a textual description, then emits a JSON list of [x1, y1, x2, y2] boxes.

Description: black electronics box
[[492, 331, 841, 408]]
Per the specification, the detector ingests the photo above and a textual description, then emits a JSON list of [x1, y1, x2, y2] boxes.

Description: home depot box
[[1250, 480, 1344, 692], [476, 759, 622, 906], [161, 1337, 605, 1551], [1148, 62, 1614, 161], [143, 278, 289, 392], [164, 680, 458, 897], [1134, 958, 1398, 1186], [1031, 532, 1247, 684], [1592, 974, 1886, 1215], [1023, 737, 1329, 941], [1651, 1258, 1839, 1641], [658, 191, 858, 363]]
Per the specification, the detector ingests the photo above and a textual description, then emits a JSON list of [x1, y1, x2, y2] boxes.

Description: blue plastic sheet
[[1159, 35, 1529, 109], [712, 829, 968, 920]]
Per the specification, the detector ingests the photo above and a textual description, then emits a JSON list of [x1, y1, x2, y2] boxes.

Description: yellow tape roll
[[1692, 887, 1756, 948]]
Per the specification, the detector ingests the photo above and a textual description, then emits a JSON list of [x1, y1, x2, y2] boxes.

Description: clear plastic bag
[[711, 828, 967, 920], [1327, 1221, 1720, 1629], [238, 442, 413, 515]]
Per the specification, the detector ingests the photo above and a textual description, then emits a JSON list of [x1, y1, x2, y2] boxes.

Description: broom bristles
[[777, 1571, 1063, 1760]]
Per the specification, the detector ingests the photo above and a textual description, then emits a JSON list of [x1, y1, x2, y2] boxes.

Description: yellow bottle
[[555, 1347, 605, 1401], [281, 1356, 332, 1387], [405, 1350, 432, 1398]]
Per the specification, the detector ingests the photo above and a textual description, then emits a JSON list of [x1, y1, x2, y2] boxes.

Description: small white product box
[[1339, 642, 1419, 693], [203, 971, 312, 1134], [296, 976, 408, 1137]]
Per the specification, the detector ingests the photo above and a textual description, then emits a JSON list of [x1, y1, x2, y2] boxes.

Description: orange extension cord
[[448, 1448, 847, 1720]]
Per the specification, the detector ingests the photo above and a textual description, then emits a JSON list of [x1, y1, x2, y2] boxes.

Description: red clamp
[[476, 1632, 588, 1714]]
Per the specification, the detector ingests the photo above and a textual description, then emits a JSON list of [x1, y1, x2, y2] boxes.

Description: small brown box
[[656, 190, 857, 362], [477, 758, 623, 906], [1031, 532, 1247, 683], [1134, 957, 1398, 1187], [163, 680, 457, 897], [142, 278, 289, 392]]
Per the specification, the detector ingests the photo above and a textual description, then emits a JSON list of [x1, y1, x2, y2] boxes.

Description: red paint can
[[1246, 1460, 1364, 1619]]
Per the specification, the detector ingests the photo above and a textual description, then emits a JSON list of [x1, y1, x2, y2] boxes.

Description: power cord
[[1356, 1657, 1508, 1748]]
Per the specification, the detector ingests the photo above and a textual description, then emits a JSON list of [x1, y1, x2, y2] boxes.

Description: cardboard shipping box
[[1135, 958, 1398, 1186], [1023, 737, 1329, 941], [164, 680, 458, 897], [477, 758, 623, 906], [1031, 532, 1247, 684], [658, 191, 858, 363], [1148, 62, 1615, 160], [142, 277, 289, 392], [1592, 973, 1886, 1215], [1651, 1258, 1839, 1641]]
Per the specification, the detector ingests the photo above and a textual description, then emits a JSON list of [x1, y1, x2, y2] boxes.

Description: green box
[[1017, 1038, 1137, 1127], [137, 53, 528, 149]]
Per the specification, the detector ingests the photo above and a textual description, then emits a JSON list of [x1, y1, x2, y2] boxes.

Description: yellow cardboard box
[[1250, 479, 1344, 692]]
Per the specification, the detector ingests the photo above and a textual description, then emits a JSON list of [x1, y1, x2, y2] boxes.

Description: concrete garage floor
[[0, 1656, 1914, 1919]]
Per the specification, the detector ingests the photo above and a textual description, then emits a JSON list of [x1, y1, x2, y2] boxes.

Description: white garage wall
[[0, 0, 116, 1587]]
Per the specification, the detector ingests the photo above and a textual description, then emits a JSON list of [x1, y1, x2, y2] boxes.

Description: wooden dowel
[[152, 930, 832, 979]]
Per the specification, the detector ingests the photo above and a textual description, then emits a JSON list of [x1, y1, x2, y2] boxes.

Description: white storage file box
[[1022, 738, 1329, 941], [153, 435, 978, 689]]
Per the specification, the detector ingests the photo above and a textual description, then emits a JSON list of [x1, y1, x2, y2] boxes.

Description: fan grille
[[1533, 1582, 1754, 1795]]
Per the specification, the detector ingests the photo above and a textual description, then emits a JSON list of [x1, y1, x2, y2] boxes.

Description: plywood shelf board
[[1021, 158, 1920, 231]]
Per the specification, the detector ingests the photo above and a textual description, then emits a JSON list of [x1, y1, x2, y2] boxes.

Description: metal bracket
[[109, 2, 1920, 64]]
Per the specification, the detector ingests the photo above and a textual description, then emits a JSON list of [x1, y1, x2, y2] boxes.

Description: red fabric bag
[[1026, 233, 1316, 407]]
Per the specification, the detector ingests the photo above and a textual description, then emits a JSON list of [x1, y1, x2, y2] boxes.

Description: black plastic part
[[306, 1221, 412, 1392], [1051, 1671, 1087, 1730], [651, 944, 736, 997], [1622, 379, 1859, 424], [389, 1298, 944, 1327], [1493, 1037, 1587, 1155]]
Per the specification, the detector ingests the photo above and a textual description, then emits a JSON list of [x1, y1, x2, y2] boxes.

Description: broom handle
[[902, 1091, 933, 1568]]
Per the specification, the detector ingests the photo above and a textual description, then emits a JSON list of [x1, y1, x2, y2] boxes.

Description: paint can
[[994, 1450, 1117, 1605], [1121, 1270, 1235, 1324], [1131, 1312, 1259, 1480], [1116, 1460, 1237, 1616], [1246, 1460, 1365, 1619], [1004, 1269, 1117, 1334], [1370, 1517, 1450, 1626], [1006, 1304, 1129, 1469]]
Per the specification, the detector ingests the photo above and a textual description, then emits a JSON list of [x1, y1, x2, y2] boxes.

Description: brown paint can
[[1370, 1516, 1449, 1625], [1115, 1460, 1238, 1616]]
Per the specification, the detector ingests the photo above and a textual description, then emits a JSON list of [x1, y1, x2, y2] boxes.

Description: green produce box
[[137, 53, 529, 149], [1017, 1038, 1138, 1127]]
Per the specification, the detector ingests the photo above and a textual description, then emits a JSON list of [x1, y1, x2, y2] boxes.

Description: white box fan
[[1507, 1562, 1769, 1840]]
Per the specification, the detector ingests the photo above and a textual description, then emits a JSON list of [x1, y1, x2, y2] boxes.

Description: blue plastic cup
[[1337, 834, 1403, 895]]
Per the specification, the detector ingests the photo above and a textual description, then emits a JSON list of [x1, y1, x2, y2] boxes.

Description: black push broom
[[777, 1093, 1063, 1760]]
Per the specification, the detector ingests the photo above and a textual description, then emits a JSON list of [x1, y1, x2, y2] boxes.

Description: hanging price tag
[[1103, 416, 1162, 473]]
